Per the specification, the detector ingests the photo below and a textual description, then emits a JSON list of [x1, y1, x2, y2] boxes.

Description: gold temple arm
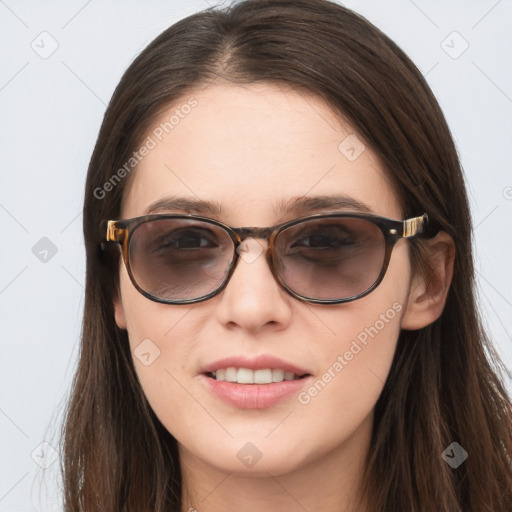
[[402, 214, 427, 238], [106, 220, 123, 242]]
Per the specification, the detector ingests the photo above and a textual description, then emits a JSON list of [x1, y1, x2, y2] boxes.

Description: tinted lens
[[128, 218, 233, 301], [275, 217, 386, 300]]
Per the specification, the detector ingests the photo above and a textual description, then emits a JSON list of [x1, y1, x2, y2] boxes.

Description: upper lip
[[201, 355, 311, 376]]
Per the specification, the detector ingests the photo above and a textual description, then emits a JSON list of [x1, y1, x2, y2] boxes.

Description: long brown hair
[[60, 0, 512, 510]]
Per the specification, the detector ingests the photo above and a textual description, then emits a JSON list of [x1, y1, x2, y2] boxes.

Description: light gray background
[[1, 0, 511, 510]]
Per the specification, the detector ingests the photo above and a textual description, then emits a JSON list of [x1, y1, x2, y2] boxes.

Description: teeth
[[211, 367, 304, 384], [237, 368, 254, 384], [225, 367, 237, 382], [254, 369, 272, 384], [272, 369, 284, 382]]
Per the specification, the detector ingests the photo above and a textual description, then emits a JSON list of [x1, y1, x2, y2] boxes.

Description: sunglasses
[[102, 211, 430, 305]]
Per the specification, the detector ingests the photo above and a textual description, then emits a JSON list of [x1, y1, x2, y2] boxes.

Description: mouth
[[205, 367, 311, 384], [200, 355, 313, 409]]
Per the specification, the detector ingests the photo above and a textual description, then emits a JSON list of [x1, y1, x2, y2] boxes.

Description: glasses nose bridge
[[232, 225, 275, 244]]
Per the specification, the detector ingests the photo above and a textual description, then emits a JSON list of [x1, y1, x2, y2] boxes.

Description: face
[[113, 82, 415, 477]]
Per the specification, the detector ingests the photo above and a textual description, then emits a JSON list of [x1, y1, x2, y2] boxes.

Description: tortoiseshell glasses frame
[[102, 211, 430, 305]]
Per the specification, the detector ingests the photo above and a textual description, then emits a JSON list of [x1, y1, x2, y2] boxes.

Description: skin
[[113, 82, 455, 512]]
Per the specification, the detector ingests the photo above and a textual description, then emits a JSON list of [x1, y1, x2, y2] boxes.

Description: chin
[[179, 431, 316, 476]]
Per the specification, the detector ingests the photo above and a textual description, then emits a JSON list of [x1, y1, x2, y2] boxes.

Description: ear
[[401, 231, 455, 331], [113, 292, 127, 330]]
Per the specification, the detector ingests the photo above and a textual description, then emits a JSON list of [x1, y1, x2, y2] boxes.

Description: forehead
[[121, 82, 402, 223]]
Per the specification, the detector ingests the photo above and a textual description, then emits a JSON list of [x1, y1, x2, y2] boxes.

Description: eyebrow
[[144, 194, 373, 218], [274, 195, 373, 216], [145, 196, 224, 216]]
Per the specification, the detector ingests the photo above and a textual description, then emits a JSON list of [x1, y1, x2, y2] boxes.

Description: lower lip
[[200, 374, 311, 409]]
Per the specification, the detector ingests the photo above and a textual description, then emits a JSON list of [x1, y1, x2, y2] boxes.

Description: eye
[[152, 228, 219, 251], [289, 225, 357, 250], [292, 233, 355, 249]]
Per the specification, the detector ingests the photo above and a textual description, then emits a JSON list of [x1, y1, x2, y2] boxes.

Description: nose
[[213, 237, 293, 332]]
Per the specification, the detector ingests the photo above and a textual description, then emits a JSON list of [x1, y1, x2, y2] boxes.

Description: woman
[[61, 0, 512, 510]]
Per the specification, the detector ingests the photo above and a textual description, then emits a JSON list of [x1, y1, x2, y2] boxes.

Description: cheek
[[118, 267, 202, 421], [296, 295, 404, 445], [124, 303, 204, 436]]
